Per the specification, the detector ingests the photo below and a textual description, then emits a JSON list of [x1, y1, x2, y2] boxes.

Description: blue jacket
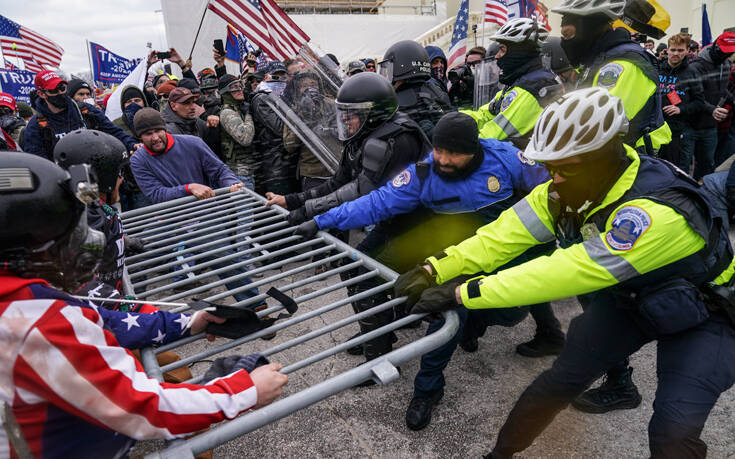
[[130, 133, 240, 204], [314, 138, 550, 231], [23, 96, 137, 159]]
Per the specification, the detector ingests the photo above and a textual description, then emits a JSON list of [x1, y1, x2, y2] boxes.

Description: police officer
[[218, 74, 258, 189], [550, 0, 673, 412], [464, 18, 559, 149], [395, 88, 735, 457], [296, 113, 554, 427], [378, 40, 453, 137], [265, 72, 430, 225], [463, 18, 566, 357], [552, 0, 671, 154]]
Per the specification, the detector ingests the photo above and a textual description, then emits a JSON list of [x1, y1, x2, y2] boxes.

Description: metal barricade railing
[[120, 186, 458, 458]]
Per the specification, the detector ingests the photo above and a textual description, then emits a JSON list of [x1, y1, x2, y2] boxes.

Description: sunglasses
[[44, 83, 67, 96], [544, 163, 586, 178]]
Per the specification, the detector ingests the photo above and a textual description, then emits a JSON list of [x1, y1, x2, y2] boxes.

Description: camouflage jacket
[[220, 98, 260, 178]]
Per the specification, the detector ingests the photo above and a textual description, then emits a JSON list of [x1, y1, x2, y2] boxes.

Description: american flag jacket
[[0, 274, 258, 458]]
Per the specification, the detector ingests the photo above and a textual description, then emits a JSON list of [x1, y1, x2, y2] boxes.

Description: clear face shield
[[335, 101, 371, 141], [473, 58, 501, 111], [378, 59, 394, 83]]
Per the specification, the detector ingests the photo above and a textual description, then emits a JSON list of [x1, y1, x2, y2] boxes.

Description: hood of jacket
[[33, 95, 84, 125], [425, 46, 447, 67], [161, 103, 199, 135]]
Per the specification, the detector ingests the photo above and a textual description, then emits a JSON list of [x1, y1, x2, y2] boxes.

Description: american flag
[[485, 0, 508, 26], [208, 0, 311, 61], [0, 15, 63, 72], [2, 58, 14, 70], [447, 0, 470, 70]]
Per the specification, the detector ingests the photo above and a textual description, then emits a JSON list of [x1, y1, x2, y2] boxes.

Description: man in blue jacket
[[296, 112, 553, 429], [23, 70, 137, 160]]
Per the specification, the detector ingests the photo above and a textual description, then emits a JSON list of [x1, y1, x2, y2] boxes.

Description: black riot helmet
[[0, 152, 105, 289], [335, 72, 398, 141], [53, 129, 129, 195], [379, 40, 431, 84], [541, 37, 573, 74]]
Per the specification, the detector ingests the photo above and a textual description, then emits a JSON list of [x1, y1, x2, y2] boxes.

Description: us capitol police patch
[[392, 169, 411, 187], [605, 205, 651, 251]]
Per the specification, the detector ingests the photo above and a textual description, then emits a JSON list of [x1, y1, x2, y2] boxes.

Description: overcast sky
[[3, 0, 168, 74]]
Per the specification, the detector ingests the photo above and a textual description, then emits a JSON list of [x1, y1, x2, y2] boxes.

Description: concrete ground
[[129, 251, 735, 459]]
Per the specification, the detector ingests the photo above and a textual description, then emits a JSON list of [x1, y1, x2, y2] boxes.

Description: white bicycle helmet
[[491, 18, 549, 45], [524, 87, 629, 161], [551, 0, 626, 20]]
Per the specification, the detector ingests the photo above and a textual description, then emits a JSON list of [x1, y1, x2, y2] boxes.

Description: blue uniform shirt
[[314, 138, 550, 231]]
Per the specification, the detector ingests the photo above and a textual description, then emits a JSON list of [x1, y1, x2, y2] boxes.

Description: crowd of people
[[2, 0, 735, 457]]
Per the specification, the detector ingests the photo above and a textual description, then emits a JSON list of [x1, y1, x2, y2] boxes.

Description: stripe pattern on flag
[[208, 0, 310, 61], [0, 15, 63, 73], [485, 0, 508, 26], [447, 0, 470, 71]]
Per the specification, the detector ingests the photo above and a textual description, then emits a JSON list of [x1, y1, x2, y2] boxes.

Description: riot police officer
[[378, 40, 453, 137], [395, 88, 735, 457]]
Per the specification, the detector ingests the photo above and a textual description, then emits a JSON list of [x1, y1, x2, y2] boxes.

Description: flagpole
[[189, 0, 211, 59], [85, 39, 95, 86]]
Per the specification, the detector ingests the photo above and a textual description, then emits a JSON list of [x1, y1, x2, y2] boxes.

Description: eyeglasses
[[544, 163, 586, 178], [44, 83, 67, 96]]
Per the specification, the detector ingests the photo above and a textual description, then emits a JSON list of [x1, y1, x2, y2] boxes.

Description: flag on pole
[[0, 15, 63, 70], [447, 0, 470, 70], [2, 58, 15, 71], [701, 3, 712, 47], [485, 0, 509, 27], [208, 0, 311, 61]]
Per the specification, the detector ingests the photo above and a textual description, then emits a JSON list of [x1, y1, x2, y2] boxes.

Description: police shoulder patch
[[517, 150, 536, 166], [500, 90, 518, 111], [597, 63, 624, 89], [392, 169, 411, 187], [487, 175, 501, 193], [604, 205, 651, 251]]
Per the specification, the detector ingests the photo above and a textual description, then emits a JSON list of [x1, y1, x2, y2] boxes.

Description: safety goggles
[[543, 163, 586, 179], [226, 83, 244, 92], [44, 83, 68, 96]]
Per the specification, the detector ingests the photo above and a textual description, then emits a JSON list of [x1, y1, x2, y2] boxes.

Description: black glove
[[393, 265, 436, 314], [410, 281, 461, 315], [295, 219, 319, 238], [287, 207, 308, 225], [124, 235, 146, 255], [239, 100, 251, 117]]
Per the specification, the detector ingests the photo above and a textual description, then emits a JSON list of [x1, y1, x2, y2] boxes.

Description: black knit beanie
[[432, 112, 481, 155]]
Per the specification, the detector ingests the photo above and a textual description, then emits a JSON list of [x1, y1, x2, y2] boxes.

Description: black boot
[[571, 367, 642, 413], [345, 331, 398, 356], [405, 389, 444, 430], [515, 331, 565, 357]]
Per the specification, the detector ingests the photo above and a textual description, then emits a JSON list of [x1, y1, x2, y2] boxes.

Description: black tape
[[467, 279, 482, 299], [267, 287, 299, 314], [432, 250, 448, 260]]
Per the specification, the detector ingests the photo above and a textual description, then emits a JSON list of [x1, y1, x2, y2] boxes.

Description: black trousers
[[491, 299, 735, 458]]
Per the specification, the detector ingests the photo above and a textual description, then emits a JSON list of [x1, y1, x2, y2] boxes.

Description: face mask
[[48, 94, 68, 109], [560, 37, 588, 68], [83, 98, 95, 106], [430, 65, 445, 81], [124, 102, 143, 126]]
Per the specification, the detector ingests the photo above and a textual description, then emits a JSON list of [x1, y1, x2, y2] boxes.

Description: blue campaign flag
[[0, 68, 35, 104], [89, 41, 140, 85], [701, 3, 712, 47], [225, 24, 256, 70]]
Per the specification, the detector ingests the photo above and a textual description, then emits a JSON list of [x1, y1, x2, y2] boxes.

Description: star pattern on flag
[[121, 313, 140, 331], [152, 330, 166, 343], [174, 314, 191, 331]]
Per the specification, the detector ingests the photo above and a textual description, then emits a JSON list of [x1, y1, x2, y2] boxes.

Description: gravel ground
[[129, 257, 735, 459]]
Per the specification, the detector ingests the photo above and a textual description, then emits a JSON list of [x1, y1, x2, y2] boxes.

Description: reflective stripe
[[493, 113, 521, 138], [514, 198, 555, 243], [583, 237, 640, 282]]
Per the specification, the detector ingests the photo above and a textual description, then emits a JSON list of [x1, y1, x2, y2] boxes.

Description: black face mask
[[560, 37, 588, 68], [48, 94, 68, 109], [551, 143, 628, 212], [498, 48, 540, 85]]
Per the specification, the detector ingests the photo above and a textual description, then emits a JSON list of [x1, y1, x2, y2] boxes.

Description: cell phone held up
[[214, 39, 225, 56], [156, 51, 171, 60]]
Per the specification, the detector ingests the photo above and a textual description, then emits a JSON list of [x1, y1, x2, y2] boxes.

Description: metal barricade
[[120, 186, 459, 458]]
